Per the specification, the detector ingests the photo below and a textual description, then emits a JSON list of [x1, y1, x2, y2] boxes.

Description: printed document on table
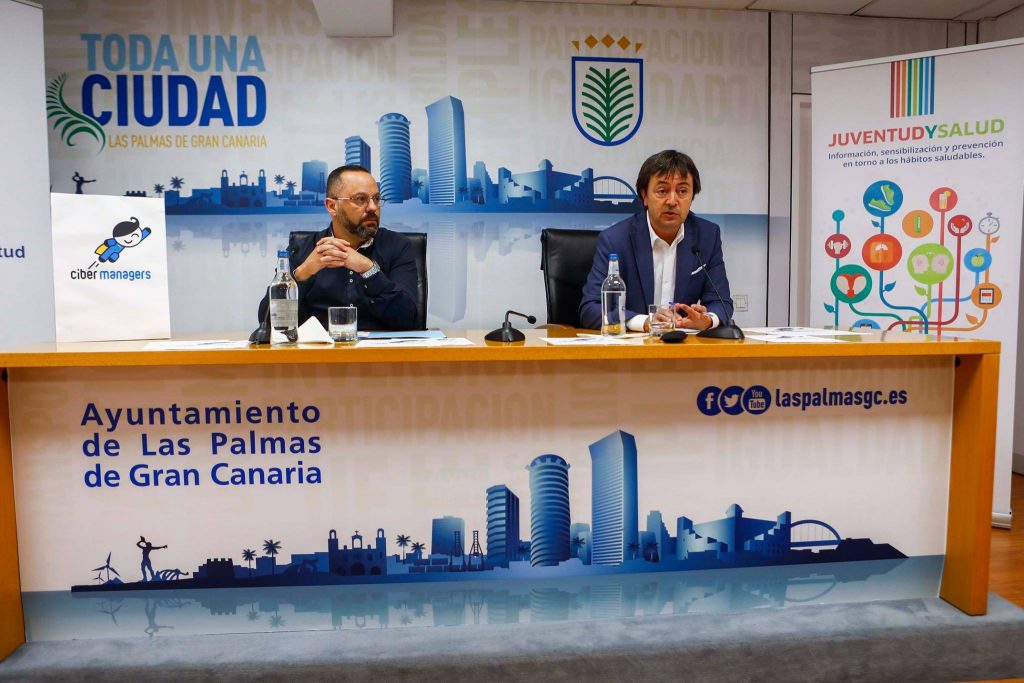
[[745, 334, 845, 343], [144, 340, 251, 350], [541, 336, 642, 346], [745, 326, 868, 336], [354, 337, 474, 348]]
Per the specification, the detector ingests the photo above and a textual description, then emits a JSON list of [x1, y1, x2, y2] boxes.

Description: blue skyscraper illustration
[[527, 455, 570, 567], [431, 515, 465, 557], [425, 96, 468, 206], [376, 113, 412, 202], [590, 430, 639, 566], [345, 135, 371, 172], [486, 485, 520, 568], [301, 160, 328, 198]]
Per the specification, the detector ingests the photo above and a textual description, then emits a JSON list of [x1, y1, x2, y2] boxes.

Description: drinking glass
[[648, 304, 674, 338], [329, 306, 358, 342]]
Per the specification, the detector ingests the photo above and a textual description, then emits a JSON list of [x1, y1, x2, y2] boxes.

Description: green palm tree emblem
[[581, 66, 635, 143], [46, 73, 106, 151]]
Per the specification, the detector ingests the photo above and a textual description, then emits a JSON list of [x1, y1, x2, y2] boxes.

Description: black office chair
[[539, 228, 600, 327], [285, 230, 428, 330]]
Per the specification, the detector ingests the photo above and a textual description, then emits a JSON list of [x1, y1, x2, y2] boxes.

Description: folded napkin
[[296, 317, 333, 344]]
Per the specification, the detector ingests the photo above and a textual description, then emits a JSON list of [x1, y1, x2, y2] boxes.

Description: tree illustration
[[627, 541, 641, 560], [169, 176, 185, 191], [269, 613, 285, 629], [274, 174, 286, 194], [518, 541, 531, 561], [46, 72, 106, 150], [410, 541, 425, 560], [571, 535, 586, 558], [153, 183, 165, 197], [581, 66, 635, 143], [242, 548, 256, 576], [262, 539, 282, 575], [395, 534, 411, 563], [247, 609, 261, 622], [285, 180, 297, 194], [644, 540, 659, 562]]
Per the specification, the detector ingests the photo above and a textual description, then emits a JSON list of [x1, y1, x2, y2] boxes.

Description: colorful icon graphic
[[947, 214, 973, 238], [978, 212, 1000, 235], [901, 210, 933, 238], [93, 216, 152, 265], [907, 243, 954, 285], [862, 234, 902, 271], [929, 187, 957, 213], [963, 248, 992, 274], [971, 283, 1001, 309], [824, 234, 851, 259], [830, 264, 872, 304], [863, 180, 903, 217]]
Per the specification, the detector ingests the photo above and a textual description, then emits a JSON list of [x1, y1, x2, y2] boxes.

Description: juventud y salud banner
[[810, 39, 1024, 521]]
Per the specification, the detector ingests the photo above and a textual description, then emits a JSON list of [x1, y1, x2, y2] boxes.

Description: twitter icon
[[720, 386, 745, 415]]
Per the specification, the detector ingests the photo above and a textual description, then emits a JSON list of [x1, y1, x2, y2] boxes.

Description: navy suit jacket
[[579, 212, 734, 330], [258, 225, 419, 331]]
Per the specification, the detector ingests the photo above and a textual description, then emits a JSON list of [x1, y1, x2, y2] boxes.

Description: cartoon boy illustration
[[95, 216, 151, 263]]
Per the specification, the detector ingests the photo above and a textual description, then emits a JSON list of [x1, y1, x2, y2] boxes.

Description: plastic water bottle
[[269, 249, 298, 345], [601, 253, 626, 337]]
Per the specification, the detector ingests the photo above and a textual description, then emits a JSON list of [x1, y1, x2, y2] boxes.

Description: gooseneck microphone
[[485, 310, 537, 343], [691, 244, 745, 340]]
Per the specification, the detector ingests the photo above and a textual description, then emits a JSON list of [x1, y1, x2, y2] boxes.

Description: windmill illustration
[[92, 552, 121, 583]]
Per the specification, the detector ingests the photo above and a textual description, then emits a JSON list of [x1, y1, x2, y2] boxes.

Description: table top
[[0, 328, 1000, 369]]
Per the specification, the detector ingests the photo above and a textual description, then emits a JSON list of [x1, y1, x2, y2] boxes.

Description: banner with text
[[810, 40, 1024, 516]]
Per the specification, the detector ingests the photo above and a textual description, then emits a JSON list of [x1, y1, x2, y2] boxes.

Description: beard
[[340, 213, 379, 241]]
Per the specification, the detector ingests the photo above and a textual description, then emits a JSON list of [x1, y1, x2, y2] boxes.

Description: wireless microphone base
[[485, 322, 526, 343]]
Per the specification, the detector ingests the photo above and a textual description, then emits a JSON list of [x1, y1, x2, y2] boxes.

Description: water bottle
[[269, 249, 298, 345], [601, 253, 626, 337]]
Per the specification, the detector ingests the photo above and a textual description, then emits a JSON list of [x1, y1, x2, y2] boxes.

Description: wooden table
[[0, 329, 999, 659]]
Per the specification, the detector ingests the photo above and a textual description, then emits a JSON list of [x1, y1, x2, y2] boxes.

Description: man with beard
[[258, 164, 419, 330]]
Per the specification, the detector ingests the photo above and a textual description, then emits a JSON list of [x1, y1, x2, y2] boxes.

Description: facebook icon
[[696, 386, 722, 416]]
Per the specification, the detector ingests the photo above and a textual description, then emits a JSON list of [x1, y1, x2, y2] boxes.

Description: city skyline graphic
[[113, 94, 642, 216], [71, 429, 905, 595]]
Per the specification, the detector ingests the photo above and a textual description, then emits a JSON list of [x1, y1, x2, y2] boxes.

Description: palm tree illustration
[[627, 541, 641, 560], [518, 541, 531, 561], [571, 535, 586, 558], [285, 180, 297, 195], [242, 548, 257, 576], [262, 539, 282, 575], [92, 552, 121, 583], [247, 609, 261, 622], [169, 176, 185, 191], [269, 613, 285, 629], [644, 540, 659, 562], [153, 183, 165, 197], [274, 174, 286, 195], [395, 534, 411, 563], [410, 541, 425, 560]]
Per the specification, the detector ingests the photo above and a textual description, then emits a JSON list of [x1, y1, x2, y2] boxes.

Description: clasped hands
[[646, 302, 712, 332], [294, 237, 372, 281]]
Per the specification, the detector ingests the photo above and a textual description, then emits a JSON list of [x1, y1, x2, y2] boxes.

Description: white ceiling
[[508, 0, 1024, 21]]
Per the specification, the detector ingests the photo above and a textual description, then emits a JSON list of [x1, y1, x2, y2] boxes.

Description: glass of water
[[328, 306, 358, 342], [648, 304, 674, 338]]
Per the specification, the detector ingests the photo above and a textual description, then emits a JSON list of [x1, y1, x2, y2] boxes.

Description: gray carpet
[[2, 594, 1024, 682]]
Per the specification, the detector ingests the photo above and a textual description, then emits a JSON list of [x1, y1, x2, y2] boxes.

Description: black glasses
[[329, 194, 386, 208]]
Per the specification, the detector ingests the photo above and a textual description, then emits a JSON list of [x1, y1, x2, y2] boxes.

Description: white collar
[[646, 212, 685, 249]]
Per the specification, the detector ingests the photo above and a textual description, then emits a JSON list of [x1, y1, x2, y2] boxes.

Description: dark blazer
[[579, 212, 733, 330], [258, 225, 419, 331]]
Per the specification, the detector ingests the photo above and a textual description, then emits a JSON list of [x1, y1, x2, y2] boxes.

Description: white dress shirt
[[625, 213, 719, 332]]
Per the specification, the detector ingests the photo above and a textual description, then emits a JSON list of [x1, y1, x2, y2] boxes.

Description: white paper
[[144, 340, 250, 351], [744, 326, 867, 336], [541, 336, 642, 346], [745, 334, 845, 343], [354, 337, 475, 348]]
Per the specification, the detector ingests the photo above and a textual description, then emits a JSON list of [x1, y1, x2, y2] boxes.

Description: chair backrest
[[288, 230, 428, 330], [540, 228, 600, 327]]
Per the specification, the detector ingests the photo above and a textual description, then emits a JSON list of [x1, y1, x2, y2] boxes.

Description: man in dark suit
[[579, 150, 733, 332], [258, 164, 419, 330]]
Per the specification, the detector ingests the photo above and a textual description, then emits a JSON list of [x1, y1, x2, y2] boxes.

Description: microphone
[[249, 286, 272, 345], [485, 310, 536, 343], [690, 244, 744, 340]]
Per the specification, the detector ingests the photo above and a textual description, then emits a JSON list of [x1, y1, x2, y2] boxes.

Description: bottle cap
[[609, 252, 619, 260], [277, 249, 289, 258]]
